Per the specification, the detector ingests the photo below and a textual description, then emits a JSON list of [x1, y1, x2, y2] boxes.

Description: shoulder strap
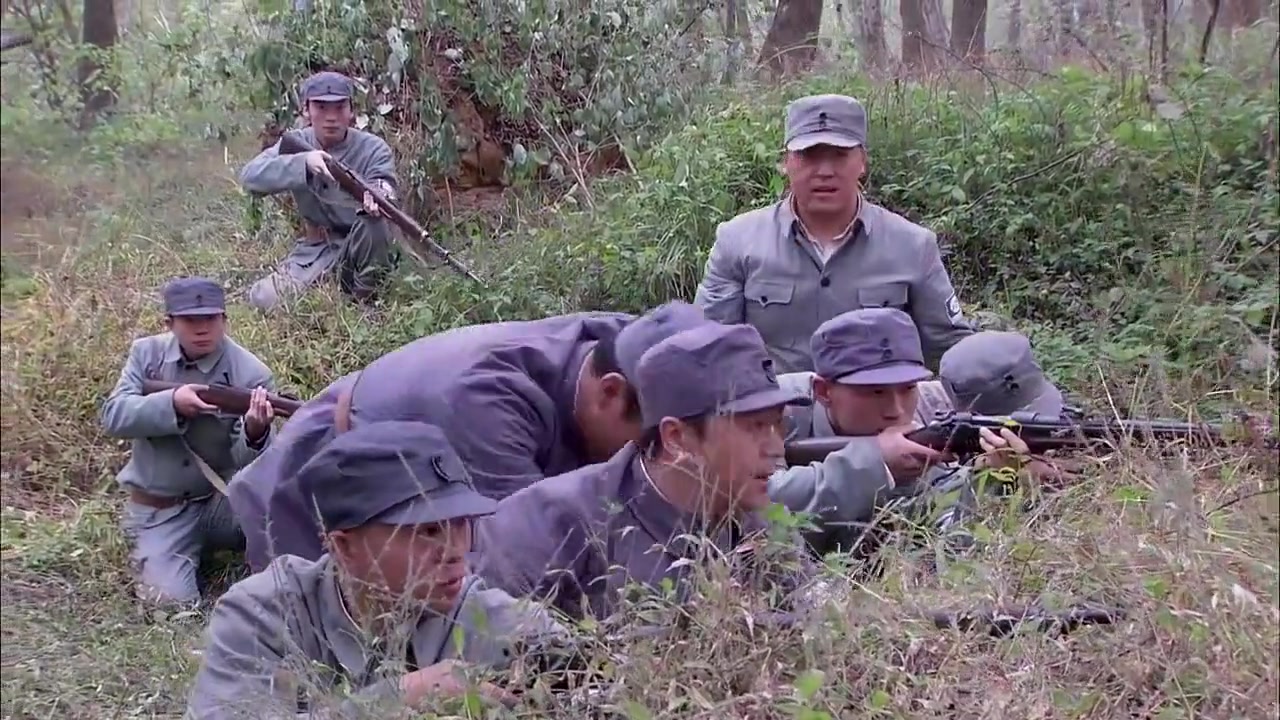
[[333, 372, 361, 434]]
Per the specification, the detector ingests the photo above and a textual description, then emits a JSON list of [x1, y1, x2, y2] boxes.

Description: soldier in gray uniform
[[769, 311, 1062, 556], [694, 94, 973, 374], [239, 71, 398, 311], [473, 322, 814, 621], [228, 302, 707, 573], [185, 421, 567, 720], [100, 277, 276, 605]]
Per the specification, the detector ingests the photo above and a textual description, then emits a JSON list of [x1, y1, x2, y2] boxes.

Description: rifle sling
[[182, 440, 231, 496]]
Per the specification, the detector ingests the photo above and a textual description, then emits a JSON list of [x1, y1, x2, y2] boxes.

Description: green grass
[[2, 37, 1278, 720]]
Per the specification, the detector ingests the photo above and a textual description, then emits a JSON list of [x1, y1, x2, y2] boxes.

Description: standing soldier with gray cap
[[228, 302, 708, 573], [186, 421, 567, 720], [100, 277, 277, 606], [473, 322, 815, 621], [694, 94, 973, 374], [239, 70, 399, 311], [770, 310, 1064, 556]]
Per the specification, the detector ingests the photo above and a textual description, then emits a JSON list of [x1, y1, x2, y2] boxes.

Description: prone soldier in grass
[[239, 70, 399, 310], [100, 277, 276, 606], [473, 321, 817, 620], [186, 421, 567, 719], [769, 309, 1069, 556]]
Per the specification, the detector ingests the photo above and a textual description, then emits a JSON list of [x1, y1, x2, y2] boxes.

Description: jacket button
[[182, 459, 191, 467], [760, 295, 769, 303], [819, 277, 831, 287]]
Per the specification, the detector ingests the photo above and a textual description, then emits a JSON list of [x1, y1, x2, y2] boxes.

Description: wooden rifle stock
[[140, 380, 302, 419], [275, 131, 485, 285]]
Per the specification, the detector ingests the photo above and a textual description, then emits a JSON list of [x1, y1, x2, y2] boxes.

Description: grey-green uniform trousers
[[767, 373, 968, 556], [99, 333, 276, 604], [694, 197, 974, 373], [239, 127, 399, 311], [185, 554, 568, 719]]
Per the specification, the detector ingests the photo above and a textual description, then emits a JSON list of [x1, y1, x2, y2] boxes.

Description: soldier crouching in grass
[[99, 277, 277, 607], [185, 421, 569, 720], [239, 70, 399, 311]]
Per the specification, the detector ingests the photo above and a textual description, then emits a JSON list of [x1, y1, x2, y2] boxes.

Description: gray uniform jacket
[[100, 333, 275, 498], [767, 374, 957, 556], [694, 198, 973, 373], [474, 444, 813, 621], [228, 312, 633, 571], [185, 554, 566, 720], [239, 127, 398, 233]]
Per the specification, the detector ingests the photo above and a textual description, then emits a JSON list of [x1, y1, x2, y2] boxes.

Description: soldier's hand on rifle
[[878, 424, 950, 480], [400, 659, 517, 709], [362, 179, 392, 217], [243, 386, 274, 442], [172, 384, 218, 418], [302, 150, 335, 183], [975, 427, 1031, 470]]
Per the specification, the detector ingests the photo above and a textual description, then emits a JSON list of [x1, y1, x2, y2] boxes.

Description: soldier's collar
[[628, 451, 742, 559], [784, 193, 867, 244]]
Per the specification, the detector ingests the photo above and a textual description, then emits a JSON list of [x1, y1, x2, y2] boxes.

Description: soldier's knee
[[248, 275, 286, 313], [131, 548, 202, 606]]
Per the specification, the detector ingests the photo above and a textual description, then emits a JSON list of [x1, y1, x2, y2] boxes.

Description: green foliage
[[245, 0, 721, 196]]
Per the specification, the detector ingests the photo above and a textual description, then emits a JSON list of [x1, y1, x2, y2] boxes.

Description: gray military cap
[[301, 71, 354, 103], [163, 277, 226, 317], [784, 94, 867, 152], [297, 420, 497, 532], [636, 323, 810, 429], [613, 301, 710, 381], [939, 331, 1064, 416], [811, 308, 933, 385]]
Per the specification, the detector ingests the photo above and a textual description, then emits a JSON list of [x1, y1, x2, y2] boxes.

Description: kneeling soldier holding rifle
[[100, 277, 277, 606]]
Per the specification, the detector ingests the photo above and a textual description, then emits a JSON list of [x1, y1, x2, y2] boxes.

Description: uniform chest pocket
[[745, 279, 795, 308], [857, 283, 909, 309], [744, 279, 796, 343]]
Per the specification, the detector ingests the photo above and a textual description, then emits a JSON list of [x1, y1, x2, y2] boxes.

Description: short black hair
[[639, 414, 709, 457], [590, 332, 642, 421]]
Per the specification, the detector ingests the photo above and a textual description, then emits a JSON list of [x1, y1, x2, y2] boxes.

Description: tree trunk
[[901, 0, 948, 70], [858, 0, 889, 69], [79, 0, 118, 129], [1053, 0, 1073, 54], [950, 0, 988, 61], [758, 0, 824, 78], [1007, 0, 1023, 50]]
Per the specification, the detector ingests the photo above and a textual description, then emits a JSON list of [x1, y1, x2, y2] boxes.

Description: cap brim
[[169, 306, 226, 316], [786, 132, 863, 152], [372, 484, 498, 527], [835, 363, 933, 386], [308, 94, 350, 102], [721, 386, 812, 415]]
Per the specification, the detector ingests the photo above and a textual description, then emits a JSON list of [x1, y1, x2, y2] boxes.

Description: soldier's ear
[[657, 416, 691, 460], [812, 376, 833, 406], [597, 373, 628, 405]]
